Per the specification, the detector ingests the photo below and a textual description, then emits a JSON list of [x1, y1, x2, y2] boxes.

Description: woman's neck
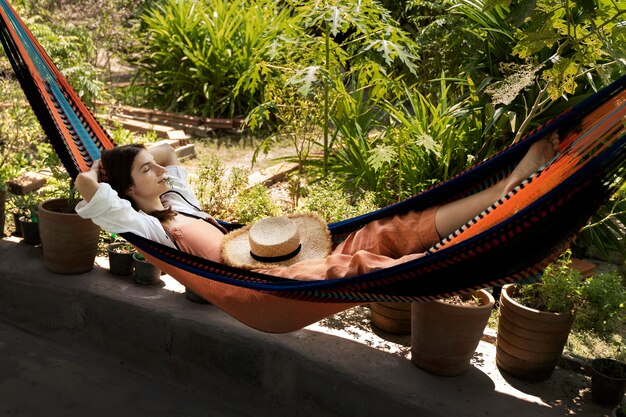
[[136, 197, 165, 214]]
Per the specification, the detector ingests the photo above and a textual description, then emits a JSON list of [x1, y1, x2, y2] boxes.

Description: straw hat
[[221, 213, 331, 270]]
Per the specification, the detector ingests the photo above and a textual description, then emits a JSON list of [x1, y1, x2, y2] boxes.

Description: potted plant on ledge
[[132, 252, 162, 285], [496, 251, 584, 381], [11, 193, 40, 244], [38, 159, 100, 274], [107, 238, 136, 276], [591, 358, 626, 405]]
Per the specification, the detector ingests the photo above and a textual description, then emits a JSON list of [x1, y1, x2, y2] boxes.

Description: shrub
[[191, 155, 249, 221], [232, 184, 280, 224], [300, 176, 378, 223], [138, 0, 292, 118], [575, 271, 626, 335], [515, 252, 583, 314]]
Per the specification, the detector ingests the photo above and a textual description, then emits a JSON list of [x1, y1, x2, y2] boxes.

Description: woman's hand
[[75, 159, 105, 202], [91, 159, 108, 182]]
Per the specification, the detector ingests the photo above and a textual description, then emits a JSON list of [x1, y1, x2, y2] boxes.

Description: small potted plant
[[591, 358, 626, 405], [496, 251, 584, 380], [132, 252, 162, 285], [613, 402, 626, 417], [11, 193, 40, 244], [107, 238, 136, 276]]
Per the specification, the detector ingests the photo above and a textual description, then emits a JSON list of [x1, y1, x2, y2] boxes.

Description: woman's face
[[127, 150, 169, 200]]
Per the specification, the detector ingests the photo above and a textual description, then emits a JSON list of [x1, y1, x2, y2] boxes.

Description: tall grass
[[139, 0, 292, 118]]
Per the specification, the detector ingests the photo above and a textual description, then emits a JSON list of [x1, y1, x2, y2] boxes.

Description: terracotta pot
[[496, 284, 575, 381], [133, 253, 161, 285], [38, 198, 100, 274], [18, 216, 40, 244], [107, 243, 135, 276], [591, 358, 626, 405], [411, 289, 495, 376], [370, 302, 412, 334]]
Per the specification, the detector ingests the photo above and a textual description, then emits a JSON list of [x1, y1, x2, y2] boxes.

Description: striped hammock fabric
[[1, 0, 625, 332]]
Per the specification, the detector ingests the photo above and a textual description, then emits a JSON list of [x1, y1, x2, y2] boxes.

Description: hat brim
[[221, 212, 331, 270]]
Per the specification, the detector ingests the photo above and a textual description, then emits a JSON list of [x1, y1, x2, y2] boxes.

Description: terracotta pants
[[255, 206, 441, 280]]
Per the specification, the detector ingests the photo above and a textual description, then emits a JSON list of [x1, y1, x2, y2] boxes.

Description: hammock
[[1, 0, 625, 332]]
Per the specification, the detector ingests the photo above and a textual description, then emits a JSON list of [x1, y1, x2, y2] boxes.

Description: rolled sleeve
[[76, 183, 174, 247]]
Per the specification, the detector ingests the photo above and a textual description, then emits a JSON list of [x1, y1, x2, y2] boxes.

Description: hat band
[[250, 244, 302, 263]]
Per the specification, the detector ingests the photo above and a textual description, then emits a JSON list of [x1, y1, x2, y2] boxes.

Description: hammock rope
[[0, 1, 625, 311]]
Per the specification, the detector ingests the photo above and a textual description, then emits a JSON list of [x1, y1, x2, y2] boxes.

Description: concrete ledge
[[0, 238, 612, 417]]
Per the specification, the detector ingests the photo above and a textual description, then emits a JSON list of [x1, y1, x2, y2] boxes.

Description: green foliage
[[138, 0, 293, 118], [191, 155, 280, 223], [38, 143, 81, 211], [322, 77, 505, 205], [0, 76, 42, 188], [9, 192, 40, 222], [191, 155, 250, 221], [109, 126, 138, 146], [515, 251, 584, 314], [300, 176, 378, 223], [380, 0, 484, 89], [244, 0, 420, 172], [566, 330, 625, 363], [575, 271, 626, 336], [25, 16, 104, 105], [251, 85, 324, 170], [455, 0, 626, 140], [232, 184, 280, 224]]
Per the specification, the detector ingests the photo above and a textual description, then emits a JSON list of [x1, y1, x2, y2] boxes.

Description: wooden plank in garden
[[147, 139, 196, 161], [113, 103, 243, 131], [174, 144, 196, 161], [103, 114, 175, 138], [247, 162, 299, 188], [6, 171, 47, 195]]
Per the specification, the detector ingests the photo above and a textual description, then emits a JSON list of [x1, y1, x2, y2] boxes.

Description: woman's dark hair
[[100, 143, 143, 205], [100, 144, 175, 221]]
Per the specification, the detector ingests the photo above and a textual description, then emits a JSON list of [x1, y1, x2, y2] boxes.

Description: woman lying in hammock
[[76, 135, 559, 279], [74, 135, 558, 332]]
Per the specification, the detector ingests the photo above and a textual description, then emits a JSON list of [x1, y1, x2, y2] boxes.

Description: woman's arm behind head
[[75, 159, 104, 202]]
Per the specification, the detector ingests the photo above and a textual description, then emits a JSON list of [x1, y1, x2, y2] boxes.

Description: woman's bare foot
[[503, 132, 560, 194]]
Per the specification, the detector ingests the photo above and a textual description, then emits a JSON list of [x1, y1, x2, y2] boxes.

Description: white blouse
[[75, 165, 213, 249]]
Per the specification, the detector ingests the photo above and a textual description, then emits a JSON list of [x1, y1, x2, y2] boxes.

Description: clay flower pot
[[370, 302, 411, 334], [18, 216, 40, 244], [107, 242, 135, 276], [496, 284, 575, 381], [38, 198, 101, 274], [591, 358, 626, 405], [411, 289, 495, 376], [133, 253, 162, 285]]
